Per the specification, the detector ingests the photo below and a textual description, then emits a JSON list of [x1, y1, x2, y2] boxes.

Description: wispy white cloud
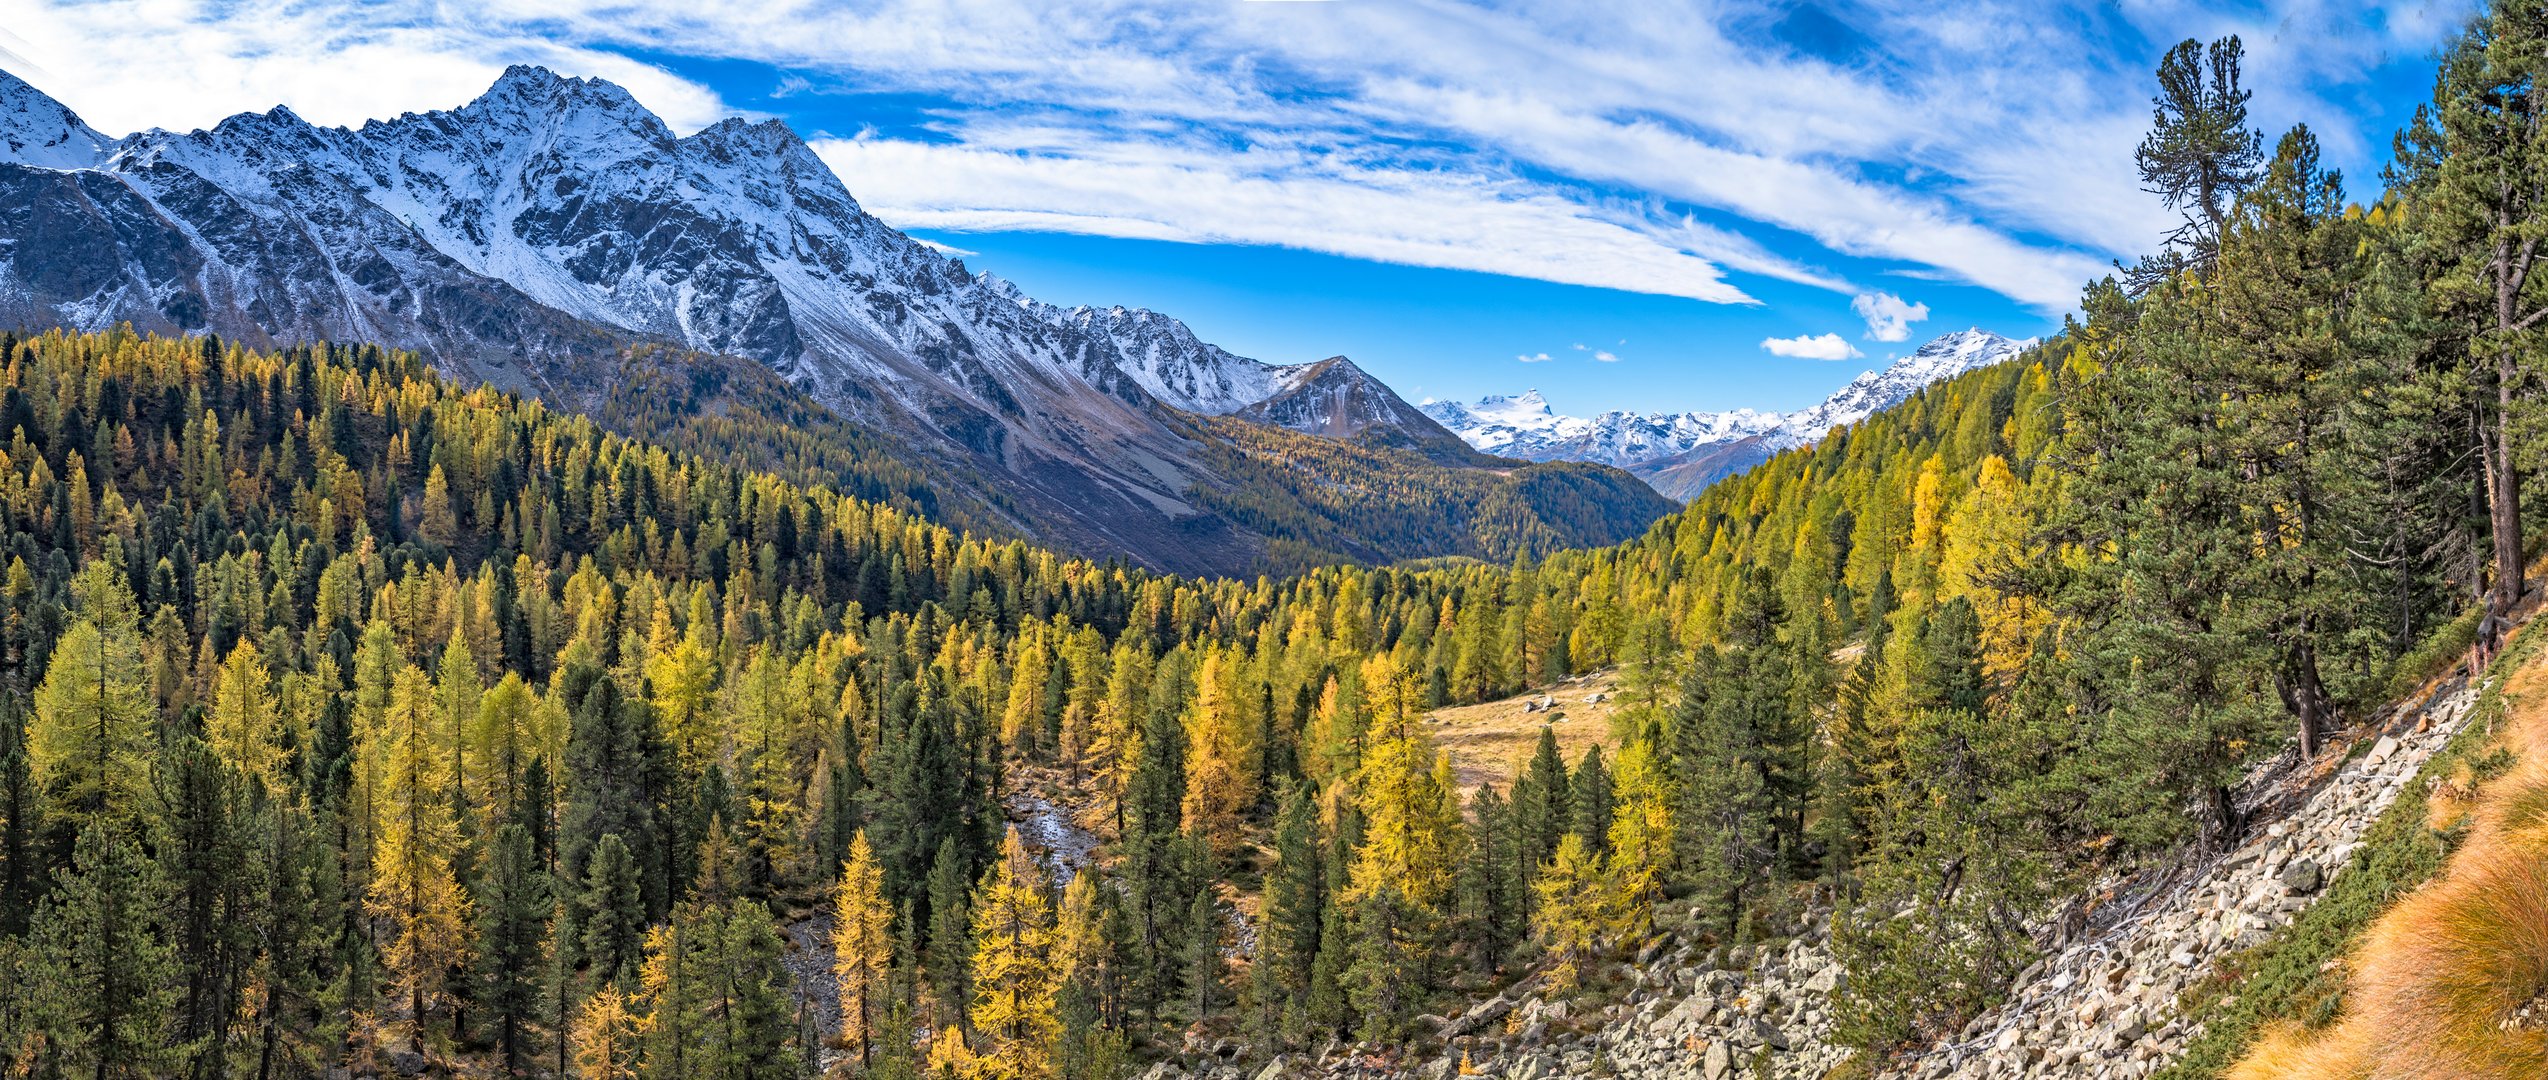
[[813, 136, 1756, 303], [1851, 291, 1931, 342], [0, 0, 2473, 314], [1763, 333, 1861, 361], [0, 2, 732, 134], [1517, 352, 1554, 362], [1593, 350, 1619, 362]]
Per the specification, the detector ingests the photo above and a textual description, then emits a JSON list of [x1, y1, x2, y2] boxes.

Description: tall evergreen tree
[[1570, 745, 1614, 857], [925, 836, 975, 1033], [2131, 35, 2264, 281], [2392, 2, 2548, 637], [26, 820, 185, 1078], [475, 823, 550, 1074], [580, 834, 645, 989]]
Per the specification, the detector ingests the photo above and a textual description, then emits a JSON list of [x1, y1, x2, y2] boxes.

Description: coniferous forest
[[5, 6, 2548, 1080]]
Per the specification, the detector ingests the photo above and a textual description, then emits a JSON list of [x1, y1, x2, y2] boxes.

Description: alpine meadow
[[2, 3, 2548, 1079]]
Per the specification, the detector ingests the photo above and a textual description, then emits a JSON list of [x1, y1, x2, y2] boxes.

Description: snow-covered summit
[[0, 63, 1476, 572], [1422, 328, 2036, 472], [0, 68, 114, 169]]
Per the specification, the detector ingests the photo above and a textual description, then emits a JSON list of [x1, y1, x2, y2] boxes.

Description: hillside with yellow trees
[[8, 9, 2548, 1079]]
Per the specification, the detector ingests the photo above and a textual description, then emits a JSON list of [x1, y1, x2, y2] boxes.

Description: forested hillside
[[1, 8, 2546, 1080]]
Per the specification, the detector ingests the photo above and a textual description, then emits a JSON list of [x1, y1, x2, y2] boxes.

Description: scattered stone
[[1702, 1040, 1732, 1080], [2281, 858, 2323, 895]]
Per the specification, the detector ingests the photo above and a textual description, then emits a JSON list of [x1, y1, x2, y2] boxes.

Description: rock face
[[0, 64, 1579, 577], [1422, 329, 2036, 498]]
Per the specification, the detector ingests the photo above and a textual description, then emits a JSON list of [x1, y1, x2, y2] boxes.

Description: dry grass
[[2232, 648, 2548, 1079], [2351, 842, 2548, 1079], [2225, 1021, 2373, 1080], [1424, 669, 1632, 794]]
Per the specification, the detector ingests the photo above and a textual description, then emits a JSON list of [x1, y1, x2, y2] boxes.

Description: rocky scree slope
[[1884, 674, 2483, 1079], [0, 64, 1654, 575], [1124, 652, 2490, 1080], [1424, 329, 2035, 499]]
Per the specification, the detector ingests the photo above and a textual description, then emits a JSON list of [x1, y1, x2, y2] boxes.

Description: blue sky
[[0, 0, 2478, 414]]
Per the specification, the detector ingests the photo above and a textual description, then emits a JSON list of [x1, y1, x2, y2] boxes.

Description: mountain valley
[[0, 65, 1669, 575]]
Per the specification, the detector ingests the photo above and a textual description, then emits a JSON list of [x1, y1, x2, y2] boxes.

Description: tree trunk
[[2280, 641, 2329, 760], [2210, 784, 2242, 847], [2493, 430, 2524, 624]]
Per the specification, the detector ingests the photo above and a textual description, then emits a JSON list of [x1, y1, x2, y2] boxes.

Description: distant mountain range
[[1422, 328, 2036, 499], [0, 64, 1673, 574]]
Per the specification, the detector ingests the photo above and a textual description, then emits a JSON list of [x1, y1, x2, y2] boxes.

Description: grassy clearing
[[2159, 621, 2548, 1079], [1423, 669, 1630, 793]]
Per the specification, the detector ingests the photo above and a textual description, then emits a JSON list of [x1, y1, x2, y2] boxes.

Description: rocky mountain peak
[[1885, 326, 2022, 382], [1423, 327, 2038, 496], [0, 62, 1548, 575], [472, 64, 661, 128], [0, 66, 114, 169], [371, 63, 681, 170]]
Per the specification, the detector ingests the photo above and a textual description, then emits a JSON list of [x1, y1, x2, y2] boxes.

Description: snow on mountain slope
[[1424, 329, 2035, 481], [0, 67, 112, 169], [0, 64, 1599, 574]]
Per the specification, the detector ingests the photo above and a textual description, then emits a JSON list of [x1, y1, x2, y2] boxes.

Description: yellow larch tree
[[966, 829, 1061, 1080], [1531, 834, 1609, 995], [832, 831, 893, 1068], [1344, 730, 1466, 914], [730, 647, 801, 889], [367, 664, 474, 1054], [205, 638, 283, 790], [1936, 454, 2044, 681], [1604, 739, 1674, 935], [1090, 642, 1151, 828], [645, 606, 717, 770], [571, 983, 644, 1080], [1002, 627, 1053, 756], [435, 626, 481, 841], [1051, 870, 1105, 990], [28, 561, 152, 827], [1359, 652, 1425, 741], [1181, 650, 1251, 862]]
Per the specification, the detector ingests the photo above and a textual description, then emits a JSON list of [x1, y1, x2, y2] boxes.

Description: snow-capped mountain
[[0, 64, 1519, 574], [0, 71, 111, 169], [1423, 328, 2035, 493]]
